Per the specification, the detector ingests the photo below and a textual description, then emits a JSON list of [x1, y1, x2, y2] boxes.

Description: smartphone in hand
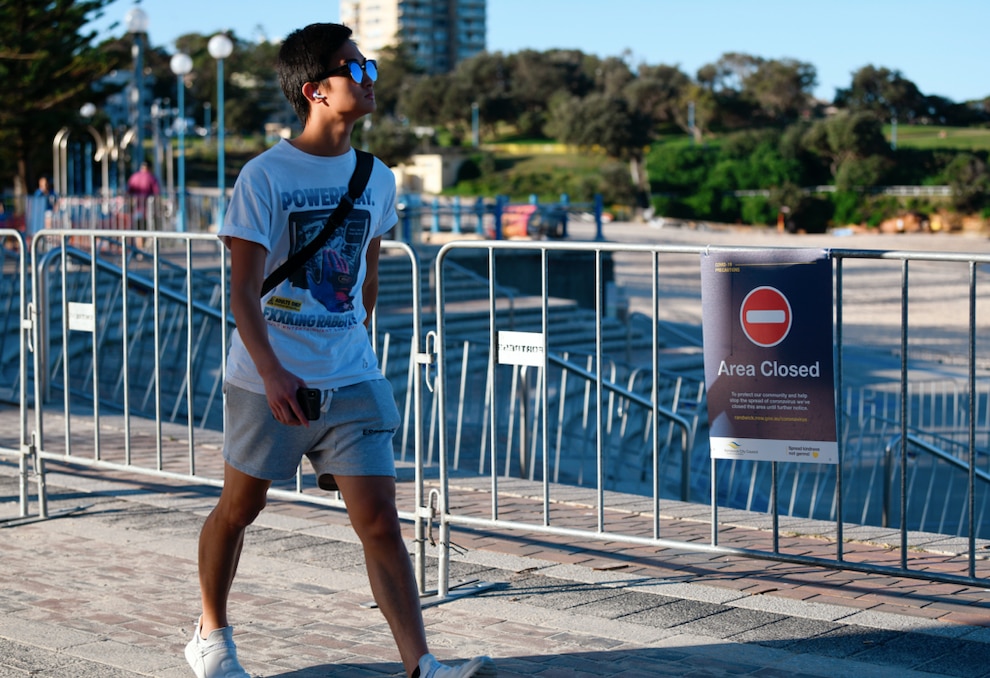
[[296, 387, 321, 421]]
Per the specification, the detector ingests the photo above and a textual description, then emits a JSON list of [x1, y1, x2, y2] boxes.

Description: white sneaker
[[418, 653, 497, 678], [184, 618, 250, 678]]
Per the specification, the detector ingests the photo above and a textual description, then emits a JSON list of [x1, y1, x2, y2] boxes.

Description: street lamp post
[[170, 52, 193, 232], [204, 102, 212, 145], [208, 33, 233, 227], [471, 102, 479, 147], [125, 7, 149, 175], [150, 99, 163, 181], [79, 103, 110, 199]]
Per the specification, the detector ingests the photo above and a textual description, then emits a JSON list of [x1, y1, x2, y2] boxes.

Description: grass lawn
[[885, 124, 990, 151]]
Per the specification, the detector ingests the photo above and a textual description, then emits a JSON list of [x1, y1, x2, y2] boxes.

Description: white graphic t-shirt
[[219, 141, 397, 393]]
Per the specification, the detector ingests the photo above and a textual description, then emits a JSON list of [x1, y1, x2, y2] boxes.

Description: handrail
[[882, 432, 989, 577], [547, 351, 696, 472], [883, 432, 990, 528]]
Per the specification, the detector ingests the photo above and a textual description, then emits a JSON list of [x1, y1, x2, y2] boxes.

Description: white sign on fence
[[68, 302, 95, 333], [497, 330, 545, 366]]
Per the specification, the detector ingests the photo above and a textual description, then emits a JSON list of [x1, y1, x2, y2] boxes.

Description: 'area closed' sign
[[701, 249, 838, 464]]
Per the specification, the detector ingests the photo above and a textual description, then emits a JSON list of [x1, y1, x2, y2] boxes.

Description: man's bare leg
[[197, 463, 272, 635], [335, 475, 428, 676]]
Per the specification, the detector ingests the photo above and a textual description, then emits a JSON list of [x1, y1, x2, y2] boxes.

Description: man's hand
[[261, 367, 310, 426], [228, 238, 311, 426]]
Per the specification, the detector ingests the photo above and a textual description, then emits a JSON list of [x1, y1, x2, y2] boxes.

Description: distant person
[[127, 162, 160, 230], [27, 176, 57, 237]]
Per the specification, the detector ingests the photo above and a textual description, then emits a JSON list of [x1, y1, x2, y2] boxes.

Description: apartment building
[[340, 0, 486, 74]]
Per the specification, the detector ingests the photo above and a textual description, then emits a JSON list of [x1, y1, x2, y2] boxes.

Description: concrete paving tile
[[863, 633, 989, 675], [617, 598, 726, 628], [730, 615, 841, 647], [957, 625, 990, 643], [783, 624, 901, 660], [503, 573, 635, 611], [675, 606, 788, 641], [939, 610, 990, 627]]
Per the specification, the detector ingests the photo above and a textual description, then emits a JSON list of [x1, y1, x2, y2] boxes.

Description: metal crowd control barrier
[[15, 229, 434, 594], [429, 240, 990, 597], [4, 229, 990, 600], [0, 229, 34, 521]]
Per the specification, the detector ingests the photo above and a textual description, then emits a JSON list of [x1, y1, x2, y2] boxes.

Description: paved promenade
[[1, 452, 989, 678]]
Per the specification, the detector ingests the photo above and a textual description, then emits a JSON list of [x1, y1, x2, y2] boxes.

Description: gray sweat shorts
[[222, 379, 400, 488]]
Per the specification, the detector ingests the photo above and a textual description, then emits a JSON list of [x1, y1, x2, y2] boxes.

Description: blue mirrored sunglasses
[[316, 59, 378, 84]]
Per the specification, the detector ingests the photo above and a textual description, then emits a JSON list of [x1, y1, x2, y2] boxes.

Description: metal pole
[[133, 33, 145, 173], [471, 101, 479, 147], [217, 56, 226, 227], [171, 53, 193, 232], [209, 32, 234, 229], [177, 81, 187, 232]]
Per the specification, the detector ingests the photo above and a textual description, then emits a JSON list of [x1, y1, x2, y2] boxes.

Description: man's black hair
[[277, 23, 353, 125]]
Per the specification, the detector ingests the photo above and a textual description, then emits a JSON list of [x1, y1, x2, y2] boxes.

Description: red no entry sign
[[740, 286, 792, 347]]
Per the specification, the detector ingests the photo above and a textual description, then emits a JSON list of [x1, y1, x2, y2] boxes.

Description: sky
[[89, 0, 990, 103]]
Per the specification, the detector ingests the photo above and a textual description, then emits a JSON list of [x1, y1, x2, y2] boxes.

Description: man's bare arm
[[362, 235, 382, 328], [228, 238, 308, 425]]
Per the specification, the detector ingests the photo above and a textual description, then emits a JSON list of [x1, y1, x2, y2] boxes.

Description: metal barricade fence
[[51, 193, 221, 234], [4, 228, 990, 599], [14, 230, 432, 589], [0, 229, 33, 520], [429, 240, 990, 596]]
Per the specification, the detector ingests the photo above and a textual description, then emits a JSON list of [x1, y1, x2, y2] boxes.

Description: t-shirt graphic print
[[289, 208, 368, 314], [263, 207, 369, 332]]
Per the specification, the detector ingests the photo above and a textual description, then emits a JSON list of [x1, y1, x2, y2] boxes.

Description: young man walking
[[185, 22, 497, 678]]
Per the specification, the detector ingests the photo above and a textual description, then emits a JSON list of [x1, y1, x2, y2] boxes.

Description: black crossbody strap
[[260, 149, 374, 297]]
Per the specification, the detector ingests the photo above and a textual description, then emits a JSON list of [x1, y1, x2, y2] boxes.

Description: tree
[[802, 111, 891, 186], [591, 55, 635, 98], [704, 52, 762, 93], [225, 36, 283, 134], [546, 91, 654, 209], [0, 0, 124, 198], [835, 65, 925, 122], [624, 63, 691, 131], [398, 72, 450, 128], [508, 49, 593, 138], [742, 58, 817, 124], [433, 52, 514, 143], [172, 32, 283, 136], [944, 153, 990, 213], [719, 129, 802, 189], [695, 53, 760, 131], [373, 41, 424, 120], [361, 117, 419, 169], [542, 54, 661, 211], [676, 83, 718, 141]]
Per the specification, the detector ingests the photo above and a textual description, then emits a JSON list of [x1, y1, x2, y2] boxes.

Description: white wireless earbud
[[312, 92, 326, 100]]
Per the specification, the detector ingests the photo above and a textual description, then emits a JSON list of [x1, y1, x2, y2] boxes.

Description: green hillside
[[886, 124, 990, 151]]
